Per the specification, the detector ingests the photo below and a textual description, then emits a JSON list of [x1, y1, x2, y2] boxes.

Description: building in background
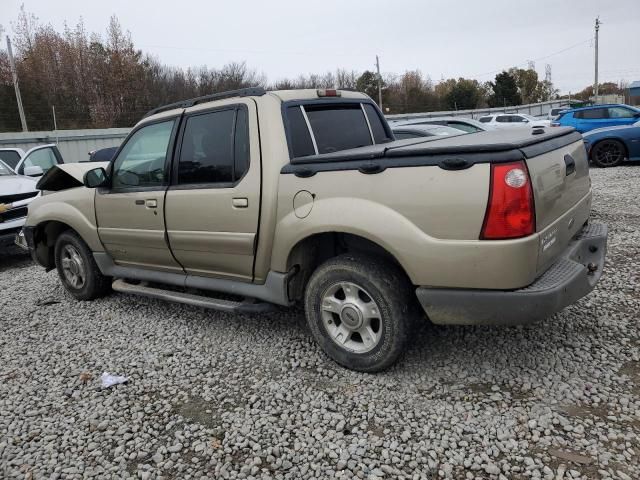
[[628, 81, 640, 106]]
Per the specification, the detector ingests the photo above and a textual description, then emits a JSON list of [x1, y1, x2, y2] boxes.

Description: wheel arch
[[32, 220, 97, 271], [284, 231, 411, 302]]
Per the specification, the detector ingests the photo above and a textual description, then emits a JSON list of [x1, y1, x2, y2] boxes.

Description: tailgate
[[524, 139, 592, 272]]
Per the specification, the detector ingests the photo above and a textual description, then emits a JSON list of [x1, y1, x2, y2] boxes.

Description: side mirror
[[84, 167, 108, 188], [24, 165, 44, 176], [634, 112, 640, 118]]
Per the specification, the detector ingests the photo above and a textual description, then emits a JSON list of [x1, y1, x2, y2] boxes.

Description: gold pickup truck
[[17, 88, 608, 372]]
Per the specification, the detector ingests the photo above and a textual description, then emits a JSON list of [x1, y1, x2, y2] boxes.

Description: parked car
[[478, 113, 551, 129], [390, 117, 490, 133], [0, 144, 64, 176], [18, 87, 607, 372], [548, 107, 567, 121], [0, 159, 40, 247], [582, 120, 640, 167], [88, 146, 119, 162], [552, 104, 640, 133], [392, 124, 467, 140]]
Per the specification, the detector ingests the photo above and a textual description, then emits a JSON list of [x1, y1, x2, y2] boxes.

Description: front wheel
[[591, 139, 625, 168], [54, 231, 111, 300], [304, 253, 416, 372]]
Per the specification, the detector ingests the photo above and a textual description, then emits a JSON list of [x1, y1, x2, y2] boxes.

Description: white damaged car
[[0, 159, 40, 247]]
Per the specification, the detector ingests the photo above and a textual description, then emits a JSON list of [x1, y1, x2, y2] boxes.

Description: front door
[[95, 118, 183, 272], [164, 101, 260, 281], [17, 145, 64, 176], [606, 106, 639, 128]]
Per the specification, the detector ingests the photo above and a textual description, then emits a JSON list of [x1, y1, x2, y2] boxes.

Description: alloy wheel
[[320, 282, 383, 353]]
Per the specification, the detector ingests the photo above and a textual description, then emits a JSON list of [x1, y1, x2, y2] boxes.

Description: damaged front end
[[36, 162, 109, 192]]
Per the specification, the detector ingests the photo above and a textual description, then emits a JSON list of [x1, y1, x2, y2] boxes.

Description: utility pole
[[52, 106, 58, 144], [375, 55, 383, 110], [594, 17, 600, 104], [6, 36, 28, 132], [545, 64, 552, 101]]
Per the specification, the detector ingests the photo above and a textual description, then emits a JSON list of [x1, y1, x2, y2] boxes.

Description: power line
[[464, 37, 593, 80]]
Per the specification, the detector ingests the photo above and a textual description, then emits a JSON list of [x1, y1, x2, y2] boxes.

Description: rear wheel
[[591, 139, 625, 168], [54, 231, 111, 300], [304, 253, 416, 372]]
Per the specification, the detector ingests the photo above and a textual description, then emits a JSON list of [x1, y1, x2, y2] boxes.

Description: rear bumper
[[416, 222, 608, 325]]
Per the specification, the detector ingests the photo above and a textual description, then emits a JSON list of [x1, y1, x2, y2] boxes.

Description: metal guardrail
[[385, 99, 583, 122], [0, 128, 131, 162]]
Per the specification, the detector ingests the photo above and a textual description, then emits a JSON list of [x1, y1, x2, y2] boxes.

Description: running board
[[111, 279, 277, 314]]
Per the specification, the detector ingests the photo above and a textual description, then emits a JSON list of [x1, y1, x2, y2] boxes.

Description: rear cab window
[[284, 101, 392, 159]]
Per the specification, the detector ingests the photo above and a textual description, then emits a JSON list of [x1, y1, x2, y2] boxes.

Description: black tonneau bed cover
[[282, 127, 581, 175]]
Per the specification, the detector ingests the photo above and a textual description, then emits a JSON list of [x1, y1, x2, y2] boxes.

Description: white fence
[[0, 128, 130, 163]]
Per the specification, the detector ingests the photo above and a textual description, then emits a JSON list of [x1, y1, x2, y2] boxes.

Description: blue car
[[552, 104, 640, 133], [582, 120, 640, 167]]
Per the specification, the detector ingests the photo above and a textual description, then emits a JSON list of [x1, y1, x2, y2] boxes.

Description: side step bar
[[112, 279, 277, 314]]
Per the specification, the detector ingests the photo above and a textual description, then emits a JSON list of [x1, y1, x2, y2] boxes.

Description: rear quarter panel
[[271, 165, 543, 289]]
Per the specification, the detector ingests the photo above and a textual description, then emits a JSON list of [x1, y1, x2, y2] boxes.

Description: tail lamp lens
[[480, 161, 535, 240]]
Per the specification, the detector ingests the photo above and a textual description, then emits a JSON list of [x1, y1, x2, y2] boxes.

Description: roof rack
[[144, 87, 266, 118]]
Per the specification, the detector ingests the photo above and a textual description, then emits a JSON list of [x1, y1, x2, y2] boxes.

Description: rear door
[[575, 107, 609, 132], [95, 118, 183, 272], [164, 100, 260, 281]]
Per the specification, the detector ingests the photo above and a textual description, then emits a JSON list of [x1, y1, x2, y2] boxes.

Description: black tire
[[591, 139, 626, 168], [54, 230, 111, 300], [304, 253, 417, 372]]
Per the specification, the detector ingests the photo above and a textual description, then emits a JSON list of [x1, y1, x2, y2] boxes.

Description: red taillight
[[480, 161, 535, 240]]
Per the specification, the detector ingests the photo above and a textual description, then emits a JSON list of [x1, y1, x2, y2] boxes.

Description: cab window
[[112, 120, 175, 189], [177, 107, 249, 185]]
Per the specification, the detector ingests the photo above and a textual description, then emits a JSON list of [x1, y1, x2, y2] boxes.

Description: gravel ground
[[1, 167, 639, 480]]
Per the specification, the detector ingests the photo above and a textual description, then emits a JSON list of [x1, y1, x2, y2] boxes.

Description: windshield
[[521, 114, 538, 121], [0, 159, 16, 176]]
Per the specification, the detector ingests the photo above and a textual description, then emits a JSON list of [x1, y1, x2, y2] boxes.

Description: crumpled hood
[[0, 175, 38, 196], [36, 162, 109, 191]]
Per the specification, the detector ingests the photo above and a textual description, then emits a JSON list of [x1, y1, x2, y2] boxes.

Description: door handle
[[232, 197, 248, 208], [145, 199, 158, 208]]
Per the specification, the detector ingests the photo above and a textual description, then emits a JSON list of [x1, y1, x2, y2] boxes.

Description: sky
[[1, 0, 639, 94]]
